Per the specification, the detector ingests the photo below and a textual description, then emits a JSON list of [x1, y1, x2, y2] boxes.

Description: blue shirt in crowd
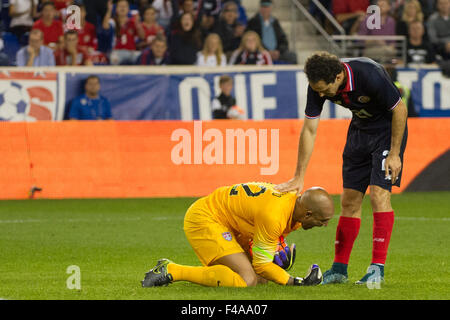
[[16, 45, 55, 67], [69, 94, 113, 120], [260, 14, 277, 51]]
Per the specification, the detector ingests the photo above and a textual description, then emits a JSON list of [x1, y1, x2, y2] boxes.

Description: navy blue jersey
[[305, 57, 402, 130]]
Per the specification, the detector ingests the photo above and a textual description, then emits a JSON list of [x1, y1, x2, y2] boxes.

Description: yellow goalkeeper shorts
[[183, 197, 244, 266]]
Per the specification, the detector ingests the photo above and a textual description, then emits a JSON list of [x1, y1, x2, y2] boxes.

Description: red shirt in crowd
[[77, 21, 98, 51], [333, 0, 369, 15], [32, 19, 64, 46], [54, 47, 90, 66], [141, 23, 165, 44], [114, 19, 138, 50]]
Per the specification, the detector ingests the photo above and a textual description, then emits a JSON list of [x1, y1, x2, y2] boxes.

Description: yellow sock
[[167, 263, 247, 287]]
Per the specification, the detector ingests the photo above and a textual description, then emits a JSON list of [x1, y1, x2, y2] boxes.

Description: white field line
[[0, 216, 184, 224]]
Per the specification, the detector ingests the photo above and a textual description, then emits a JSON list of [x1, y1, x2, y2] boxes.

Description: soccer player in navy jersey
[[276, 52, 408, 285]]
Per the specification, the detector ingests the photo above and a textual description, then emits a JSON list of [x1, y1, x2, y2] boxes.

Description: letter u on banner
[[179, 77, 212, 120]]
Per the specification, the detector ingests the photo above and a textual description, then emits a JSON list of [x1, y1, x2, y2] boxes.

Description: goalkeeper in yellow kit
[[141, 182, 334, 287]]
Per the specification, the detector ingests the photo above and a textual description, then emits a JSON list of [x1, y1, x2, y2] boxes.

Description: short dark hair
[[85, 75, 100, 85], [304, 52, 344, 84], [152, 35, 167, 45]]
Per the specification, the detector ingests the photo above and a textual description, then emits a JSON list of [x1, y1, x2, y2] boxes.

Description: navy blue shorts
[[342, 123, 408, 194]]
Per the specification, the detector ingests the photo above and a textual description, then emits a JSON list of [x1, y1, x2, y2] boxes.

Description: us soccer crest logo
[[0, 71, 59, 121], [222, 232, 232, 241]]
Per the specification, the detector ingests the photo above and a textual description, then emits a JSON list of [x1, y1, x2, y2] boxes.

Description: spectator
[[152, 0, 173, 29], [396, 0, 424, 36], [358, 0, 397, 63], [73, 4, 98, 54], [225, 0, 248, 26], [246, 0, 297, 64], [137, 6, 165, 50], [32, 1, 64, 50], [16, 28, 56, 66], [212, 1, 245, 59], [69, 75, 113, 120], [102, 0, 146, 65], [211, 75, 244, 119], [136, 34, 170, 64], [170, 0, 209, 31], [8, 0, 39, 42], [199, 0, 221, 37], [426, 0, 450, 60], [54, 30, 93, 66], [169, 12, 202, 64], [228, 30, 272, 65], [332, 0, 369, 35], [406, 20, 436, 64], [196, 32, 226, 66]]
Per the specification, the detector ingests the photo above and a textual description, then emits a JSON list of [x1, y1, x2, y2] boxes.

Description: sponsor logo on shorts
[[222, 232, 232, 241]]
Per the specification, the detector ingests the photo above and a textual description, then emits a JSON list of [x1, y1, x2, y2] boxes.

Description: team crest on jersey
[[358, 96, 371, 103], [222, 232, 232, 241]]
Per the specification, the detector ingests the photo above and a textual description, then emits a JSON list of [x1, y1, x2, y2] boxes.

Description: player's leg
[[149, 199, 254, 288], [323, 124, 370, 284], [354, 185, 394, 285], [212, 252, 259, 286], [166, 254, 250, 287], [141, 257, 249, 288], [322, 188, 364, 284], [356, 127, 407, 285]]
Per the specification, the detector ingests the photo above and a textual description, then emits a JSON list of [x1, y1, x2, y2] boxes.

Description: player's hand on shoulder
[[274, 177, 303, 195]]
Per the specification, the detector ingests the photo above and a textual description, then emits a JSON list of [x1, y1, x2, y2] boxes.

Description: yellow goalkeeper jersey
[[202, 182, 302, 284]]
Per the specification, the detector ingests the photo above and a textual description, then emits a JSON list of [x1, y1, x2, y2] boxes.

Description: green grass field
[[0, 192, 449, 300]]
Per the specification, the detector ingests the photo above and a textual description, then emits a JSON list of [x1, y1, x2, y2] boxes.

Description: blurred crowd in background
[[0, 0, 448, 67], [0, 0, 298, 66]]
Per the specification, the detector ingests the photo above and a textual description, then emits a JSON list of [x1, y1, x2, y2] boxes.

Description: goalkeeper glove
[[293, 264, 323, 286], [273, 236, 296, 271]]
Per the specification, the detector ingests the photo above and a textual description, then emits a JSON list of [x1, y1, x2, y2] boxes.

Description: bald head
[[294, 187, 335, 230], [302, 187, 334, 219]]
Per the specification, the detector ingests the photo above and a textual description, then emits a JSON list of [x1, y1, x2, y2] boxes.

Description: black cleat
[[141, 259, 173, 287]]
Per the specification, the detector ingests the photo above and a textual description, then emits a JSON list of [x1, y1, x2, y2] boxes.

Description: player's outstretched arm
[[275, 118, 320, 195]]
